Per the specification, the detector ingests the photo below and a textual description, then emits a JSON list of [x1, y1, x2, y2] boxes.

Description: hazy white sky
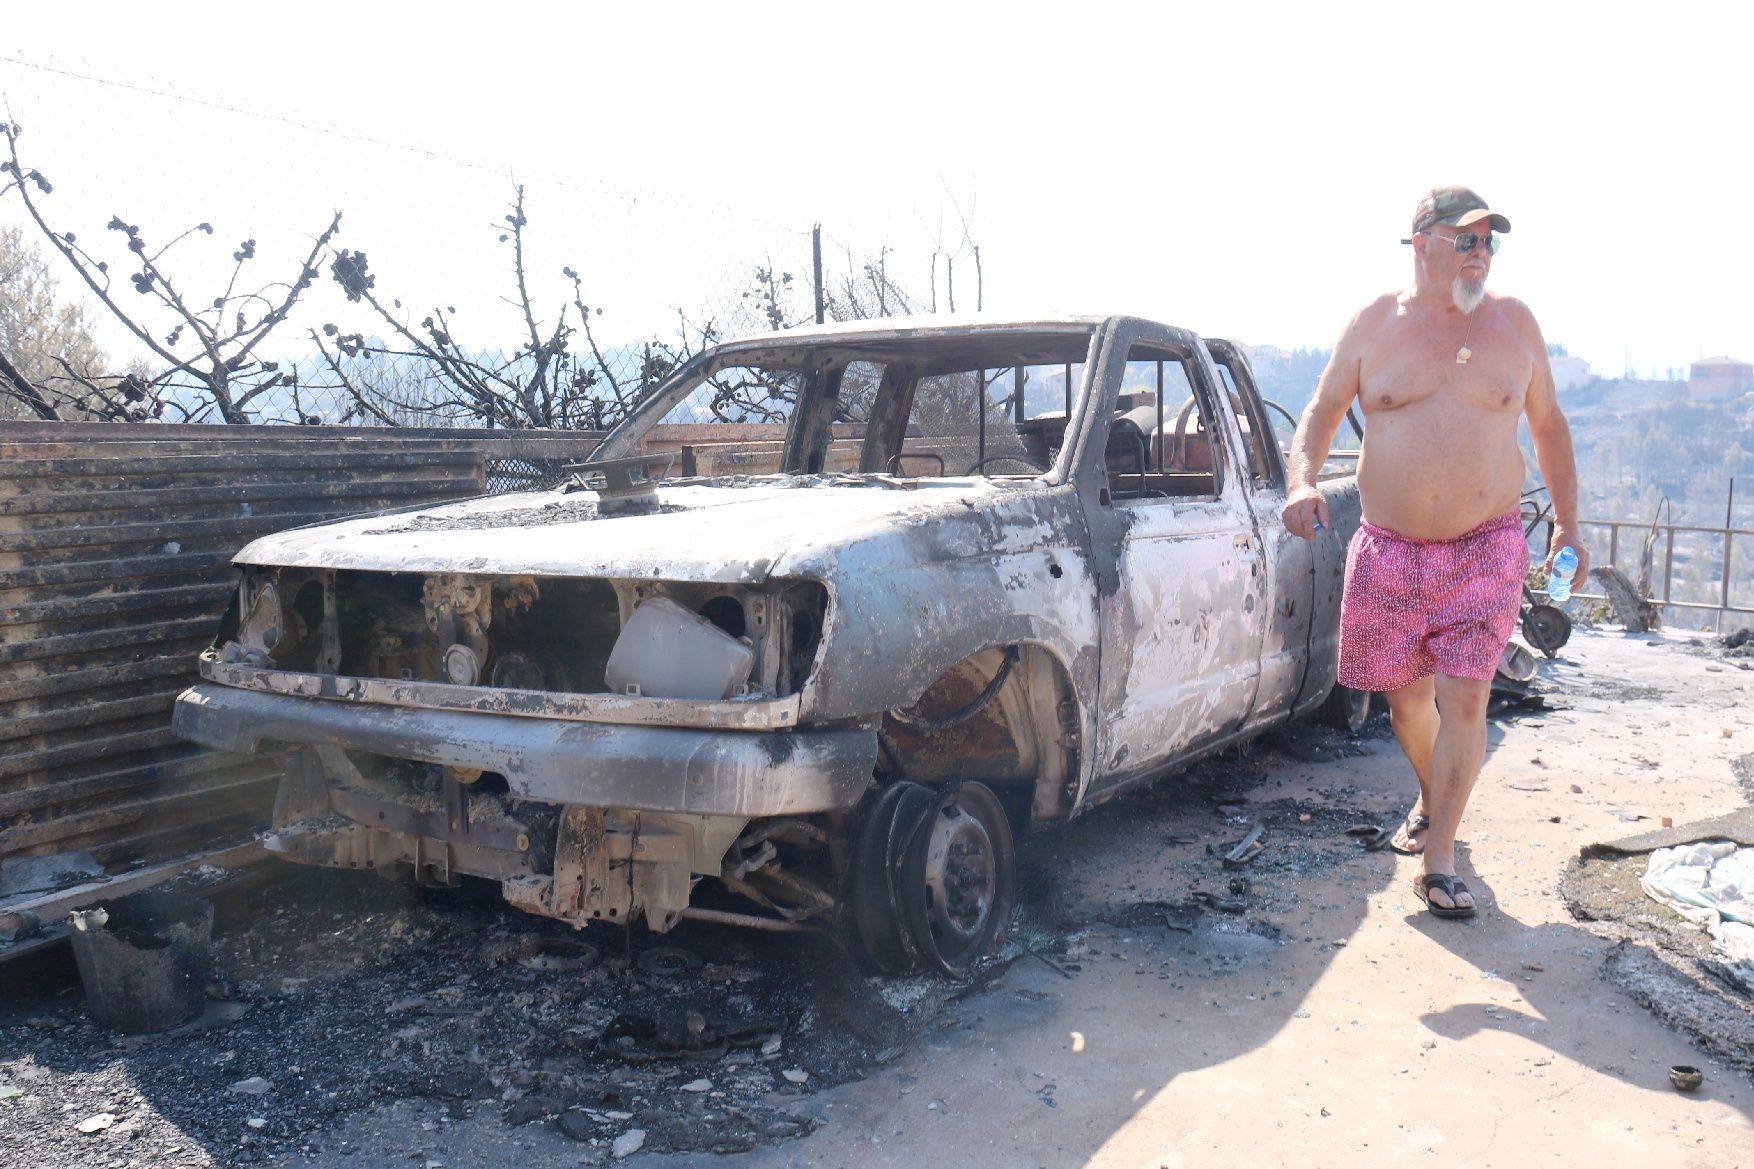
[[4, 1, 1751, 379]]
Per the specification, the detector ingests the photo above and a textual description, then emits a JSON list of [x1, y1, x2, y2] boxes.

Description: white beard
[[1452, 271, 1486, 314]]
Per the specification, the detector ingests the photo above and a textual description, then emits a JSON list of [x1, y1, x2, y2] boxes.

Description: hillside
[[1553, 378, 1754, 527]]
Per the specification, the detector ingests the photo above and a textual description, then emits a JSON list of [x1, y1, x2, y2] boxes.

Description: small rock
[[680, 1078, 712, 1093], [1570, 784, 1583, 794], [557, 1112, 596, 1142], [782, 1068, 809, 1084], [505, 1095, 562, 1126], [760, 1034, 783, 1057], [611, 1129, 646, 1159], [229, 1077, 272, 1097], [0, 1084, 24, 1101], [76, 1113, 117, 1133], [246, 1118, 268, 1131]]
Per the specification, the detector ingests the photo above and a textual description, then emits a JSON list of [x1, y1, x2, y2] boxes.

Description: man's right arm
[[1281, 306, 1367, 539]]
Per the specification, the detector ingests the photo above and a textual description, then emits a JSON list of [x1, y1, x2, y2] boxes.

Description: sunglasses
[[1406, 230, 1500, 256]]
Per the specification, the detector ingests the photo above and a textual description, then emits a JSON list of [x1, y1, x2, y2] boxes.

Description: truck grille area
[[216, 568, 828, 700]]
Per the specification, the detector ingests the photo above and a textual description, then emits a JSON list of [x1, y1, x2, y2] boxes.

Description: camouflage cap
[[1409, 186, 1511, 236]]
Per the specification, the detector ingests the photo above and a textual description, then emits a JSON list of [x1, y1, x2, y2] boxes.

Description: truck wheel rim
[[900, 782, 1015, 977]]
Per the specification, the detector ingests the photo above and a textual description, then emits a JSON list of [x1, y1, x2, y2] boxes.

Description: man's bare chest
[[1358, 320, 1531, 415]]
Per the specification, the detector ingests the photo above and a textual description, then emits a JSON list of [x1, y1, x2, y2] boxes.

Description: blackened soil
[[0, 868, 966, 1167]]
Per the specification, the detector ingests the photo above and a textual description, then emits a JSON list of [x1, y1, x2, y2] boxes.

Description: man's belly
[[1355, 421, 1525, 540]]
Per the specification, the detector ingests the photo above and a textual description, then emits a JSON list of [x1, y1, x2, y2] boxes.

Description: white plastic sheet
[[1641, 841, 1754, 984]]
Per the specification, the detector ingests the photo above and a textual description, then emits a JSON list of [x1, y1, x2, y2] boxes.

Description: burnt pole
[[812, 224, 825, 325]]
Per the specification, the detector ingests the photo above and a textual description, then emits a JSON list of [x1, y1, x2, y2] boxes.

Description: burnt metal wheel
[[896, 782, 1016, 978], [846, 780, 935, 974], [1319, 682, 1372, 735], [1523, 604, 1571, 659], [846, 780, 1016, 977]]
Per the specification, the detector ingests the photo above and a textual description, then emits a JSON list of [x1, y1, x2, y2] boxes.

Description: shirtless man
[[1281, 186, 1588, 920]]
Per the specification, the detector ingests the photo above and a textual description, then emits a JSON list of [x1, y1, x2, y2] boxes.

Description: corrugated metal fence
[[0, 422, 604, 880]]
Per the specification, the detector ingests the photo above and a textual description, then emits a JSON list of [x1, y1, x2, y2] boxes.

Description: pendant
[[1455, 347, 1471, 365]]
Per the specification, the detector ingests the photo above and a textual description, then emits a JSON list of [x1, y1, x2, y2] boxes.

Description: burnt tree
[[1, 121, 338, 424]]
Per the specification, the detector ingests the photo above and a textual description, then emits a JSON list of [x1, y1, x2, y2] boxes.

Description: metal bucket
[[67, 891, 213, 1034]]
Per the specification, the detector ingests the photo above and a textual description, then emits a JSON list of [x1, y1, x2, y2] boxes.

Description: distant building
[[1689, 356, 1753, 401], [1550, 354, 1593, 392]]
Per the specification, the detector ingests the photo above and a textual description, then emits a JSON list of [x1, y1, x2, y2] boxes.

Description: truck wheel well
[[877, 644, 1079, 829]]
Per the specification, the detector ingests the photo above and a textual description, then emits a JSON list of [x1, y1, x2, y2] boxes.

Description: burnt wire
[[886, 646, 1019, 735]]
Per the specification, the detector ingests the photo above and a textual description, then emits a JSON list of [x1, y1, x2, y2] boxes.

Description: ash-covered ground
[[2, 866, 921, 1166], [0, 709, 1460, 1169]]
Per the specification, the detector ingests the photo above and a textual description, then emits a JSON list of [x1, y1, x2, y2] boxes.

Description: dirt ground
[[3, 626, 1752, 1168]]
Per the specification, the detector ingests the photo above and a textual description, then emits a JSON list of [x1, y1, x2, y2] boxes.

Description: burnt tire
[[1319, 682, 1372, 735], [846, 780, 1017, 978], [896, 782, 1016, 978], [846, 780, 935, 974], [1522, 604, 1571, 659]]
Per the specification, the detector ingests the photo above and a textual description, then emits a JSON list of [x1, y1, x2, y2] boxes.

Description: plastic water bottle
[[1547, 545, 1579, 604]]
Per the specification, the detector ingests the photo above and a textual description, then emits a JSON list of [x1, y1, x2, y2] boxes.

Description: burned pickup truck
[[173, 315, 1361, 975]]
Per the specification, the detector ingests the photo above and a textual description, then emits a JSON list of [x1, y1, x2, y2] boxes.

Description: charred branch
[[0, 347, 60, 420], [2, 121, 340, 425]]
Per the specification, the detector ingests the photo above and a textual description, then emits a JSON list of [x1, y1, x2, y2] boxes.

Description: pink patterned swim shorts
[[1337, 510, 1527, 692]]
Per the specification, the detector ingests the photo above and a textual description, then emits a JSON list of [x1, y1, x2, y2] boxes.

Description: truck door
[[1087, 335, 1269, 797], [1207, 340, 1314, 720]]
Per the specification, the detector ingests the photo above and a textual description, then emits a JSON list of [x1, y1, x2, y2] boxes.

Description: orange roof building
[[1688, 355, 1751, 401]]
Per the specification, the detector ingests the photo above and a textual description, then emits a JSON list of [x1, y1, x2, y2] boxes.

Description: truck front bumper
[[173, 683, 877, 817]]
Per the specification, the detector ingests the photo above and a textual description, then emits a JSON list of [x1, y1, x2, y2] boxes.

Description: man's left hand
[[1543, 528, 1590, 588]]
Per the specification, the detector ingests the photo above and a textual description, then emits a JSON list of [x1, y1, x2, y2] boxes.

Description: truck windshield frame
[[589, 323, 1104, 485]]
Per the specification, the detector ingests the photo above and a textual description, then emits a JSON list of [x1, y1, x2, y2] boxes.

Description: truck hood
[[233, 477, 1018, 584]]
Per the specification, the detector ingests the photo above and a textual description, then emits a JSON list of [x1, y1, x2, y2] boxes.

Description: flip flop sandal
[[1413, 873, 1477, 920], [1389, 812, 1430, 857]]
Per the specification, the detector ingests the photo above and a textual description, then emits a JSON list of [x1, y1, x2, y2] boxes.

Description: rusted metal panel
[[0, 421, 605, 888], [0, 478, 488, 519], [0, 617, 216, 666]]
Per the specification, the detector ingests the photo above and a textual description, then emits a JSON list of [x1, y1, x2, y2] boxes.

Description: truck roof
[[715, 314, 1115, 350]]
